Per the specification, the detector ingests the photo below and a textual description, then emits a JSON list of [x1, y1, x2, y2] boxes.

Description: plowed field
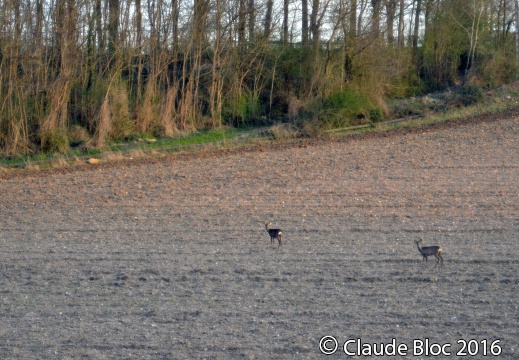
[[1, 113, 518, 359]]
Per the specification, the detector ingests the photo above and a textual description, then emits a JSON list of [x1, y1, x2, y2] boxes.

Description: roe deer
[[415, 238, 443, 267], [265, 222, 283, 247]]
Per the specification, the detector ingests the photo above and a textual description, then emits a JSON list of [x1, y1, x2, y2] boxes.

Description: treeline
[[0, 0, 518, 155]]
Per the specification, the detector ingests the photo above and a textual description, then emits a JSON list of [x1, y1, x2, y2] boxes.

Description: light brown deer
[[265, 222, 283, 247], [415, 238, 443, 267]]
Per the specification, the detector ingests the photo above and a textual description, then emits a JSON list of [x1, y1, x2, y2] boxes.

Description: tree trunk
[[210, 0, 224, 127], [108, 0, 120, 59], [283, 0, 289, 43], [371, 0, 381, 38], [350, 0, 357, 38], [264, 0, 273, 39], [135, 0, 143, 103], [172, 0, 179, 46], [238, 0, 246, 48], [386, 0, 397, 44], [311, 0, 320, 44], [413, 0, 422, 51], [248, 0, 255, 43], [135, 0, 142, 49], [398, 0, 405, 47], [357, 0, 366, 36], [302, 0, 309, 45], [94, 0, 104, 73], [35, 0, 44, 51], [424, 0, 434, 32], [515, 0, 519, 68]]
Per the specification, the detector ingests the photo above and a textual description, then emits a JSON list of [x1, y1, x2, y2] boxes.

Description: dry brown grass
[[95, 97, 113, 149], [161, 85, 181, 137], [288, 95, 306, 119], [22, 162, 40, 171], [137, 81, 159, 133], [268, 123, 300, 140], [50, 157, 69, 169], [103, 151, 126, 163], [69, 125, 91, 145], [127, 148, 147, 160]]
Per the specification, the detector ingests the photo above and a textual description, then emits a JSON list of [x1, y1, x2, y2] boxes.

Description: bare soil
[[1, 112, 518, 359]]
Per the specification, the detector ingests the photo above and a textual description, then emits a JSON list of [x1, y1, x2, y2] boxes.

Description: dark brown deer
[[415, 238, 443, 267], [265, 222, 283, 247]]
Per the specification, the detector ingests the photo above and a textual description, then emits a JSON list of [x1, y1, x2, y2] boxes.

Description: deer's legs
[[434, 254, 443, 267]]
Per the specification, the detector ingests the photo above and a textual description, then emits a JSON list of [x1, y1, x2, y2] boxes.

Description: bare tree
[[108, 0, 120, 58], [249, 0, 256, 42], [239, 0, 246, 47], [462, 0, 485, 80], [515, 0, 519, 67], [264, 0, 274, 39], [371, 0, 381, 38], [311, 0, 320, 43], [303, 0, 309, 44], [41, 0, 77, 151], [94, 0, 104, 65], [350, 0, 357, 38], [413, 0, 422, 51], [386, 0, 397, 44], [283, 0, 289, 43], [398, 0, 405, 46]]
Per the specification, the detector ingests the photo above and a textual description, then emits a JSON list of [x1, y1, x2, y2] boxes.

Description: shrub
[[451, 85, 484, 107], [325, 89, 370, 112], [268, 123, 300, 140], [368, 107, 385, 122], [69, 125, 91, 148], [316, 90, 376, 129], [223, 92, 263, 126], [41, 129, 69, 154], [475, 51, 519, 88]]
